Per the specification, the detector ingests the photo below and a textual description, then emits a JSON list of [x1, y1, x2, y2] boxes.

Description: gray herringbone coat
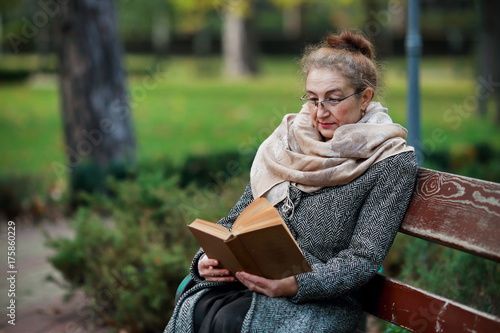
[[166, 151, 417, 333]]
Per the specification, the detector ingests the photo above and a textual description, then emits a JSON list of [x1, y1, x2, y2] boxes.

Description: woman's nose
[[316, 102, 330, 118]]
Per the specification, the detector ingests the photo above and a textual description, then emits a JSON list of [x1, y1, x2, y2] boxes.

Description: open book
[[188, 197, 312, 279]]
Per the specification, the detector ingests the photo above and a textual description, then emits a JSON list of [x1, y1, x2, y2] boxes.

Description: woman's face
[[305, 68, 373, 140]]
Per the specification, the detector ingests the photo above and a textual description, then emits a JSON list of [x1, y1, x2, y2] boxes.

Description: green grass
[[132, 57, 305, 163], [0, 54, 498, 185]]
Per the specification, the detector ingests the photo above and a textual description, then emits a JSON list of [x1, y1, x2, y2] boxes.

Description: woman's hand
[[236, 271, 298, 298], [198, 255, 236, 283]]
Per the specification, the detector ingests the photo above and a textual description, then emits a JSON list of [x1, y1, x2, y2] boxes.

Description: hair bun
[[326, 31, 375, 60]]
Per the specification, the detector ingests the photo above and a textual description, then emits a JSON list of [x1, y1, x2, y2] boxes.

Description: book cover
[[188, 198, 312, 279]]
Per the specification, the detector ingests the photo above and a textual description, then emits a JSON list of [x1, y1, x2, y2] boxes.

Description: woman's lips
[[319, 122, 335, 128]]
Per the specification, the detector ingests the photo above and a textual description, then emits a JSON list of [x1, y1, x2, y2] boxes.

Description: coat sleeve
[[189, 183, 255, 282], [290, 151, 418, 303]]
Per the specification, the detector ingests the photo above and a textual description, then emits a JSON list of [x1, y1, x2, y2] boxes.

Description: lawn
[[0, 54, 498, 185]]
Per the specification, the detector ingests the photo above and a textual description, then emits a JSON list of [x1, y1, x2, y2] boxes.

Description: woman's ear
[[361, 88, 374, 110]]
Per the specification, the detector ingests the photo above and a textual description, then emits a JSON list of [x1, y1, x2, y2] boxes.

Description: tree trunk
[[477, 0, 488, 118], [0, 14, 3, 57], [479, 0, 500, 125], [193, 25, 213, 76], [364, 0, 392, 58], [222, 0, 258, 78], [35, 16, 51, 73], [151, 2, 170, 59], [55, 0, 136, 204], [193, 25, 212, 58], [283, 4, 302, 40]]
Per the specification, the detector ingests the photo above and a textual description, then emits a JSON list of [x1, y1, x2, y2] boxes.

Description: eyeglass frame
[[300, 88, 366, 110]]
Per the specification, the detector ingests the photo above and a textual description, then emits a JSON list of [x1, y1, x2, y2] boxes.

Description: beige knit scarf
[[250, 102, 414, 205]]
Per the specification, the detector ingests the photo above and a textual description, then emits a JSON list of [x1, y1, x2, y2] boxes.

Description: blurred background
[[0, 0, 499, 332]]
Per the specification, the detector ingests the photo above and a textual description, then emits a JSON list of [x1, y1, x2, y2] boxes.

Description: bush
[[46, 169, 248, 332], [424, 142, 500, 182], [381, 236, 499, 333], [0, 173, 63, 222], [0, 69, 31, 82], [387, 235, 500, 318], [178, 150, 253, 188]]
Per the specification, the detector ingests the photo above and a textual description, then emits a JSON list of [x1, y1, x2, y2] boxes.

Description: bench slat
[[401, 168, 500, 262], [359, 273, 500, 333]]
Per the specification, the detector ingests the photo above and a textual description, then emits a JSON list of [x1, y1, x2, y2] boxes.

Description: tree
[[168, 0, 215, 58], [151, 0, 171, 58], [478, 0, 500, 126], [54, 0, 136, 204], [269, 0, 307, 39], [221, 0, 258, 78]]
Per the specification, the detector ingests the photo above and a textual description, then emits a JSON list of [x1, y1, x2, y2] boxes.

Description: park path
[[0, 220, 112, 333]]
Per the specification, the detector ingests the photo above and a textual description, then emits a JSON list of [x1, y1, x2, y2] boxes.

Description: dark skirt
[[193, 284, 253, 333]]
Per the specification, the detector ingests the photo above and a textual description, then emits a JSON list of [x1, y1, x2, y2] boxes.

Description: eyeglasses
[[300, 88, 365, 110]]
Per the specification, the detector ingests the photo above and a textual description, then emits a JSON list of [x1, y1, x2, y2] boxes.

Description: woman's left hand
[[235, 271, 298, 298]]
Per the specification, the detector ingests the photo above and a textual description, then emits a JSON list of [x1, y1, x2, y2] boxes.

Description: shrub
[[178, 150, 253, 188], [0, 173, 61, 222], [381, 236, 499, 332], [424, 142, 500, 182], [397, 237, 499, 316], [46, 169, 248, 332], [0, 69, 31, 82]]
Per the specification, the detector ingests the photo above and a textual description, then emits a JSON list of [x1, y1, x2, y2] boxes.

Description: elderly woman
[[165, 31, 417, 333]]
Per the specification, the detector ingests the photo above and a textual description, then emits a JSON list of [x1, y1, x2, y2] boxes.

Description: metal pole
[[406, 0, 423, 164]]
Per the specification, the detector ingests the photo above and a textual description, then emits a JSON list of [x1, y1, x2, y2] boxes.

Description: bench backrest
[[359, 167, 500, 332]]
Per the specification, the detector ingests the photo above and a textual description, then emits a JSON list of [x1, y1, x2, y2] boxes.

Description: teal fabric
[[175, 275, 193, 304]]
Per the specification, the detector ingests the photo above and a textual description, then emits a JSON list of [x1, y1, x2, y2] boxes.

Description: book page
[[188, 219, 231, 239], [232, 198, 283, 234]]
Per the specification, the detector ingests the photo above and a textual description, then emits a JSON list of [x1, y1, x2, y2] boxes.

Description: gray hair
[[301, 31, 378, 93]]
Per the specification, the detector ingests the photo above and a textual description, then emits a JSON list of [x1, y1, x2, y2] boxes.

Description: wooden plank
[[401, 168, 500, 262], [359, 274, 500, 333]]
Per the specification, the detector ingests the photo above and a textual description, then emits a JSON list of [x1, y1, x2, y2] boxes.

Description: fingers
[[204, 267, 231, 277], [236, 272, 269, 295], [198, 256, 219, 275], [198, 256, 236, 282], [203, 267, 236, 282], [235, 272, 298, 298], [199, 255, 219, 269]]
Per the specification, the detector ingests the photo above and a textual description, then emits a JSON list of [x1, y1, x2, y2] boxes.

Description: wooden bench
[[357, 167, 500, 332]]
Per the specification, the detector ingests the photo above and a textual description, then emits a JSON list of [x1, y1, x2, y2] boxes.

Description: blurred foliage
[[179, 150, 253, 187], [46, 162, 249, 332], [0, 0, 479, 53], [381, 233, 500, 333], [0, 173, 56, 221], [398, 237, 499, 316], [387, 239, 499, 333], [425, 142, 500, 182]]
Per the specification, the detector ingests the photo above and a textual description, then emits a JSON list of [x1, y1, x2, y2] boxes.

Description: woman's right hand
[[198, 255, 237, 283]]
